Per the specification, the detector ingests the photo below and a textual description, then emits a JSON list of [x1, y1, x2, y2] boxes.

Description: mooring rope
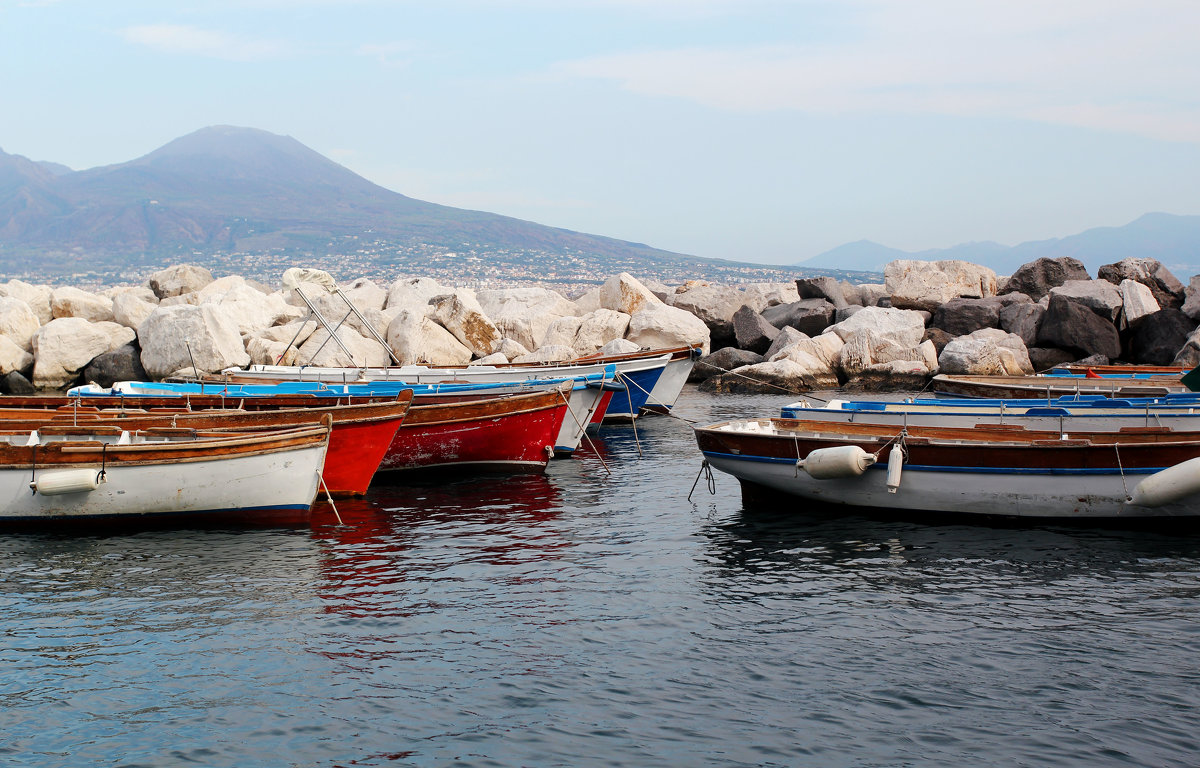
[[687, 460, 716, 502], [556, 389, 611, 475]]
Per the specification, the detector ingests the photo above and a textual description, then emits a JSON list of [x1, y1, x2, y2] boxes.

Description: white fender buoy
[[886, 443, 904, 493], [1127, 457, 1200, 508], [801, 445, 876, 479], [30, 469, 106, 496]]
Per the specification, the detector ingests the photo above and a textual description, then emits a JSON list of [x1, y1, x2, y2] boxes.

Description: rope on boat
[[318, 472, 342, 525], [555, 389, 611, 475], [614, 372, 644, 458], [1114, 443, 1130, 500], [688, 460, 716, 502]]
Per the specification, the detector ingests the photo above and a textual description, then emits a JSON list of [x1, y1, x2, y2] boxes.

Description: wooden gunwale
[[402, 386, 568, 429]]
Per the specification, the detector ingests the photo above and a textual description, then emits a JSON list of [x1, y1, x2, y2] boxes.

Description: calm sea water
[[3, 386, 1200, 767]]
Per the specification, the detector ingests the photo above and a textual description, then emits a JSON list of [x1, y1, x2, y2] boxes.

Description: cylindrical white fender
[[1127, 457, 1200, 508], [886, 444, 904, 493], [30, 469, 106, 496], [802, 445, 876, 479]]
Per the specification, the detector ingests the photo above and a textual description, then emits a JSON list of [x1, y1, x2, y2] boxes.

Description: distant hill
[[798, 213, 1200, 279], [0, 126, 877, 287]]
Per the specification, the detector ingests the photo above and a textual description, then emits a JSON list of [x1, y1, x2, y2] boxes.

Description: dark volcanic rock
[[930, 297, 1004, 337], [82, 343, 148, 389], [795, 276, 848, 309], [1098, 257, 1186, 310], [2, 371, 34, 394], [1027, 347, 1078, 372], [732, 305, 779, 354], [1000, 257, 1090, 301], [689, 346, 764, 383], [761, 298, 836, 335], [1036, 293, 1121, 359], [1126, 309, 1196, 365], [999, 302, 1046, 347]]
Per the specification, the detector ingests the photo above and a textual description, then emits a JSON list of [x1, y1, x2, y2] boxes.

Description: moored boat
[[0, 421, 331, 525], [695, 417, 1200, 519], [931, 373, 1190, 399]]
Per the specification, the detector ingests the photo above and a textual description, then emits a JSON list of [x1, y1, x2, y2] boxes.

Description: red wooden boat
[[0, 395, 412, 497], [382, 384, 571, 473]]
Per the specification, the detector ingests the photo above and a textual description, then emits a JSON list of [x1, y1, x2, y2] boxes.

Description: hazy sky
[[3, 0, 1199, 265]]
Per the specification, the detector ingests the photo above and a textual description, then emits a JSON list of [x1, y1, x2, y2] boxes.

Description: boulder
[[1098, 257, 1185, 309], [856, 284, 888, 308], [338, 277, 388, 313], [1118, 279, 1160, 327], [1126, 309, 1195, 366], [431, 289, 501, 357], [732, 305, 779, 354], [922, 327, 955, 356], [386, 309, 472, 366], [50, 286, 114, 323], [513, 345, 576, 363], [148, 264, 214, 299], [137, 305, 251, 380], [827, 306, 927, 349], [769, 332, 845, 371], [260, 319, 318, 346], [596, 338, 642, 356], [740, 282, 800, 310], [2, 371, 34, 394], [795, 276, 848, 309], [846, 360, 933, 392], [82, 343, 148, 388], [698, 358, 837, 394], [1028, 347, 1078, 372], [0, 335, 33, 376], [492, 337, 532, 359], [627, 303, 711, 354], [599, 273, 664, 315], [0, 296, 41, 351], [929, 297, 1007, 337], [541, 316, 583, 350], [1036, 293, 1121, 359], [247, 337, 298, 367], [573, 309, 631, 355], [670, 284, 744, 345], [1183, 275, 1200, 321], [32, 317, 131, 389], [762, 326, 809, 361], [1048, 280, 1123, 323], [885, 260, 998, 312], [111, 292, 158, 331], [938, 329, 1033, 376], [1000, 257, 1090, 301], [384, 276, 450, 316], [689, 347, 764, 383], [999, 302, 1046, 348], [837, 330, 928, 379], [477, 287, 578, 351], [0, 280, 53, 324], [761, 299, 836, 335], [296, 326, 391, 368], [202, 283, 299, 337], [471, 352, 509, 365]]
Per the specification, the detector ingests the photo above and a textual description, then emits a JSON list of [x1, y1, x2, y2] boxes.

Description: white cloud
[[551, 0, 1200, 143], [120, 24, 289, 61]]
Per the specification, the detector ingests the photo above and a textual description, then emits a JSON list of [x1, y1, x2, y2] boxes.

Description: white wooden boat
[[695, 417, 1200, 519], [0, 421, 330, 525]]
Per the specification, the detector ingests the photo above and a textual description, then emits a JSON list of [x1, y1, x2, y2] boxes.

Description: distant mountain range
[[798, 213, 1200, 278]]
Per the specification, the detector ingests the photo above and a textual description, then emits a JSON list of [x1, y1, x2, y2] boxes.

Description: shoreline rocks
[[1, 257, 1197, 393]]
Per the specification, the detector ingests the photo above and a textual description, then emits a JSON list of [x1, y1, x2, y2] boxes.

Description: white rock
[[386, 309, 472, 365], [200, 283, 298, 337], [918, 339, 939, 372], [492, 337, 531, 359], [0, 280, 53, 324], [724, 358, 839, 391], [111, 292, 158, 331], [540, 316, 584, 349], [31, 318, 127, 389], [384, 277, 450, 316], [246, 337, 298, 367], [938, 328, 1033, 376], [0, 335, 33, 375], [431, 288, 501, 357], [574, 309, 631, 355], [296, 326, 391, 368], [148, 264, 214, 299], [0, 296, 41, 351], [470, 352, 509, 365], [260, 320, 319, 346], [827, 306, 927, 349], [1119, 279, 1160, 326], [339, 277, 388, 313], [137, 305, 251, 379], [573, 287, 603, 314], [837, 330, 928, 377], [626, 304, 711, 354], [885, 260, 998, 312], [1184, 275, 1200, 321], [597, 338, 642, 356], [599, 273, 665, 315], [477, 287, 579, 351], [51, 287, 114, 323], [512, 345, 576, 363], [741, 282, 801, 310]]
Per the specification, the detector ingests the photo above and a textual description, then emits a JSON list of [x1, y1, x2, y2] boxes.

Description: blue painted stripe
[[700, 450, 1161, 476]]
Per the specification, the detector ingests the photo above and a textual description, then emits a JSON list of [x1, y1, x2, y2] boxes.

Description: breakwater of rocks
[[0, 257, 1196, 394]]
